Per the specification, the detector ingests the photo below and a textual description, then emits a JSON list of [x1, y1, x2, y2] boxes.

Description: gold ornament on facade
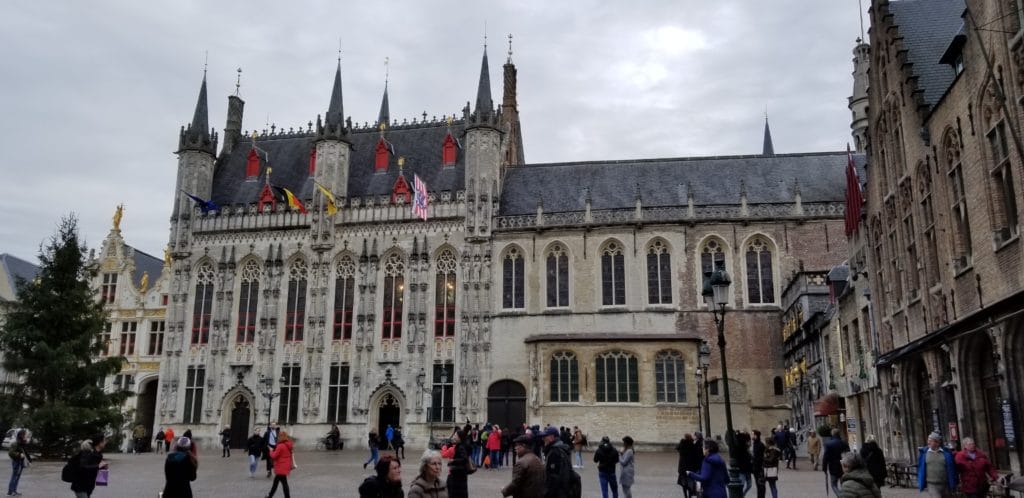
[[112, 204, 124, 231]]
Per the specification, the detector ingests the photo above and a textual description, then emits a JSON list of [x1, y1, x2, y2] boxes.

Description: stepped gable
[[210, 120, 466, 207], [886, 0, 965, 111], [499, 152, 867, 216]]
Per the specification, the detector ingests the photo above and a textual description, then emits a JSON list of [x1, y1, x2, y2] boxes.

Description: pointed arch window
[[285, 260, 307, 342], [646, 240, 672, 304], [596, 351, 639, 403], [745, 237, 775, 304], [601, 241, 626, 306], [435, 250, 457, 337], [237, 260, 262, 343], [944, 133, 972, 269], [502, 247, 524, 309], [333, 256, 356, 340], [442, 133, 457, 167], [546, 244, 569, 308], [382, 253, 405, 339], [700, 238, 726, 305], [191, 263, 215, 345], [655, 350, 685, 403], [549, 352, 579, 402]]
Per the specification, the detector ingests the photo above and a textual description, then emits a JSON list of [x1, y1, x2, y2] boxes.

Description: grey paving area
[[14, 448, 927, 497]]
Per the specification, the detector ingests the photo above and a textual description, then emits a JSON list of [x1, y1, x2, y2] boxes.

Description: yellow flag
[[315, 182, 338, 216]]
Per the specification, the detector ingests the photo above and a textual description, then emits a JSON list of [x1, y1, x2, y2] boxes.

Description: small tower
[[221, 68, 245, 157], [499, 34, 525, 166], [849, 38, 870, 153], [170, 74, 218, 257], [314, 60, 353, 199], [464, 46, 503, 240]]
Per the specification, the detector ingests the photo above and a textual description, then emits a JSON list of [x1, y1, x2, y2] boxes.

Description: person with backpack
[[594, 436, 620, 498], [7, 429, 30, 496], [541, 426, 572, 497], [67, 433, 108, 498], [571, 426, 585, 469]]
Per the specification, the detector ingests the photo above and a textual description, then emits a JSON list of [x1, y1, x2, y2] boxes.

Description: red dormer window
[[442, 133, 457, 167], [391, 175, 411, 204], [257, 183, 277, 212], [246, 149, 260, 178], [308, 148, 316, 175], [375, 138, 391, 171]]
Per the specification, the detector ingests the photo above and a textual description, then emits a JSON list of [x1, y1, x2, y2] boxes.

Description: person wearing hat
[[162, 436, 198, 498], [918, 432, 957, 497], [541, 426, 572, 498], [70, 434, 108, 498], [594, 436, 620, 498], [823, 428, 851, 495], [501, 434, 544, 498]]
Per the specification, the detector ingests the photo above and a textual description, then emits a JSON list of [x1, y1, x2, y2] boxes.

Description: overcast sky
[[0, 1, 867, 263]]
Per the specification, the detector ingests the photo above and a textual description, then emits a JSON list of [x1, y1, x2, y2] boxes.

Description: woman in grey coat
[[619, 436, 636, 498]]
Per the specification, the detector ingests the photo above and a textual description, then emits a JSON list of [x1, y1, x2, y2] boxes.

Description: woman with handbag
[[446, 429, 475, 498], [763, 438, 782, 498]]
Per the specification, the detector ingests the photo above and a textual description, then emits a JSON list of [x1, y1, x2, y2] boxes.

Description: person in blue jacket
[[917, 432, 957, 497], [688, 439, 728, 498]]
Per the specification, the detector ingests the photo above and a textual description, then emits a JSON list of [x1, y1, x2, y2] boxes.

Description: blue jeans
[[767, 478, 778, 498], [8, 458, 24, 494], [829, 474, 841, 495], [249, 454, 258, 474], [364, 447, 379, 466], [575, 449, 583, 467], [489, 449, 500, 468], [599, 471, 619, 498], [740, 472, 752, 495]]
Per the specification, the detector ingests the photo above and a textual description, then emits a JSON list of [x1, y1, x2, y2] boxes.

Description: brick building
[[856, 0, 1024, 471]]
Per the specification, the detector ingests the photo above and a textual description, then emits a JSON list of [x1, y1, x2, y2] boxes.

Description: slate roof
[[0, 253, 40, 300], [499, 152, 867, 216], [210, 123, 466, 206], [887, 0, 966, 110], [127, 246, 163, 290]]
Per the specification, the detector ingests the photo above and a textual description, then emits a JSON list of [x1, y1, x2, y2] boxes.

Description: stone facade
[[150, 48, 858, 451]]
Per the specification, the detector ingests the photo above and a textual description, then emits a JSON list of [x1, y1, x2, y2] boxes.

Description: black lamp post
[[702, 263, 743, 498], [259, 374, 285, 428], [419, 367, 449, 449], [698, 341, 712, 437], [695, 366, 704, 436]]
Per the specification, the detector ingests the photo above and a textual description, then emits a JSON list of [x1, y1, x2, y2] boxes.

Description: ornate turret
[[313, 60, 353, 212], [316, 61, 350, 142], [464, 46, 503, 240], [178, 74, 218, 155], [467, 48, 498, 128], [849, 38, 870, 153]]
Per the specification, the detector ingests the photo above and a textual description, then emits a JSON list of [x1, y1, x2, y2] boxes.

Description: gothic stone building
[[859, 0, 1024, 471], [158, 47, 859, 449]]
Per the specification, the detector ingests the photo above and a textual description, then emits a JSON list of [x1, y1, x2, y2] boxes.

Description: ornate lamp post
[[698, 341, 712, 437], [695, 366, 704, 436], [259, 374, 285, 428], [702, 263, 742, 498], [418, 367, 449, 449]]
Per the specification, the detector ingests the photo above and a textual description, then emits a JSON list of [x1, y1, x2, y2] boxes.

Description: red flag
[[845, 145, 863, 237]]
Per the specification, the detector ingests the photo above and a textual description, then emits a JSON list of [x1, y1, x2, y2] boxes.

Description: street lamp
[[695, 366, 704, 436], [259, 374, 285, 428], [698, 341, 712, 437], [418, 367, 449, 449], [702, 263, 743, 498]]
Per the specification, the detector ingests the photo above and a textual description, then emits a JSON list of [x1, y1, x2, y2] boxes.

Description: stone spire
[[317, 60, 349, 142], [178, 74, 217, 154], [377, 82, 390, 128], [762, 116, 775, 157], [500, 33, 525, 166], [468, 47, 497, 127]]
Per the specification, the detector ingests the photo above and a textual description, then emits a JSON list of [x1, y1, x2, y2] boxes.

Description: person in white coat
[[619, 436, 636, 498]]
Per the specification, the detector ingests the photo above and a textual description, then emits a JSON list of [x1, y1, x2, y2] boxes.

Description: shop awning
[[815, 392, 840, 416]]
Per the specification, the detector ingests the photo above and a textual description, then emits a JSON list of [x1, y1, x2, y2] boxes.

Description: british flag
[[412, 174, 429, 220]]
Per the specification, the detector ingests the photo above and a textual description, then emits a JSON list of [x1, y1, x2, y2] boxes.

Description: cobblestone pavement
[[14, 449, 928, 497]]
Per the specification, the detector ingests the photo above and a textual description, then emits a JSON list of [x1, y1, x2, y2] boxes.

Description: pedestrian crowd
[[5, 418, 1010, 497]]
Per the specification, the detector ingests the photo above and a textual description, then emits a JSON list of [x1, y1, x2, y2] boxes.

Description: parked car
[[1, 428, 32, 449]]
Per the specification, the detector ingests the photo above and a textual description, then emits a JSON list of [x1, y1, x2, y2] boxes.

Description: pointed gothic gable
[[375, 138, 390, 171], [442, 133, 457, 167], [308, 148, 316, 175], [391, 175, 411, 203], [257, 183, 277, 212], [246, 149, 260, 178]]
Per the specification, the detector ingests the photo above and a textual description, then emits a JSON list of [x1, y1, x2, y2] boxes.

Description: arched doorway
[[229, 396, 251, 449], [377, 393, 401, 441], [136, 378, 158, 451], [964, 334, 1010, 468], [905, 357, 932, 454], [487, 380, 526, 431]]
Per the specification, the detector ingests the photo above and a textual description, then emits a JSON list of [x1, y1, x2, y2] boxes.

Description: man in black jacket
[[752, 430, 767, 498], [594, 436, 620, 498], [822, 428, 850, 495], [541, 426, 571, 498]]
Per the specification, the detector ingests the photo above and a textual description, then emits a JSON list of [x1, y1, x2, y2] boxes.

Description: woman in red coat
[[486, 425, 502, 469], [266, 431, 294, 498], [954, 437, 999, 498]]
